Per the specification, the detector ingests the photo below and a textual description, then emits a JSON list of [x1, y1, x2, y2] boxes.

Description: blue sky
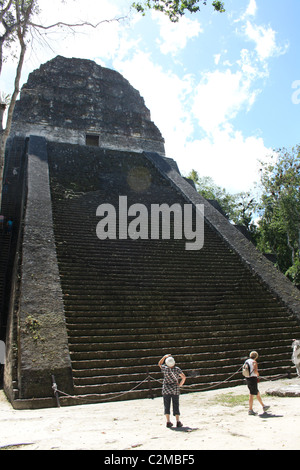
[[1, 0, 300, 194]]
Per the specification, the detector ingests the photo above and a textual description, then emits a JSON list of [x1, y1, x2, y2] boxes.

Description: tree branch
[[0, 0, 14, 22], [29, 15, 128, 31]]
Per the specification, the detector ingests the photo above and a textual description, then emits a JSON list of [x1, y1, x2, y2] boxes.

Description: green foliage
[[24, 314, 44, 342], [188, 144, 300, 287], [257, 146, 300, 281], [285, 258, 300, 285], [132, 0, 225, 22], [187, 169, 257, 234]]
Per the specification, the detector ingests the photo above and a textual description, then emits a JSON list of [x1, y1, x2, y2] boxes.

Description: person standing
[[245, 351, 270, 415], [6, 218, 13, 235], [158, 353, 186, 428], [291, 339, 300, 376]]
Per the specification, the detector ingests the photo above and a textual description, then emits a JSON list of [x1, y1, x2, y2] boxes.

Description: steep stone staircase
[[48, 142, 300, 403]]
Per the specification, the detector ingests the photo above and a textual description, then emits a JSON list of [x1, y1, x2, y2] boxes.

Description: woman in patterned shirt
[[158, 354, 186, 428]]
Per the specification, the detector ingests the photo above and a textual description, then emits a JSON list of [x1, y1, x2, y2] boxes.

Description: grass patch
[[210, 393, 249, 407]]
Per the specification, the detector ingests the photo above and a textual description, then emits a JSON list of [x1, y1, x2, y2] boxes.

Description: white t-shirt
[[247, 358, 257, 377]]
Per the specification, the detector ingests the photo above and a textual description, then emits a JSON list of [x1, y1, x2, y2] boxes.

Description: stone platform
[[266, 381, 300, 397]]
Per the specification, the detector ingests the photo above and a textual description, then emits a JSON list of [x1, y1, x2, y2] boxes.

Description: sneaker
[[263, 405, 270, 412], [166, 422, 173, 428], [248, 410, 257, 415], [176, 421, 183, 427]]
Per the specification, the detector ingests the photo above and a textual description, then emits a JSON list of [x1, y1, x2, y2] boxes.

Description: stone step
[[69, 337, 295, 367], [60, 284, 274, 295], [66, 325, 297, 340], [72, 361, 292, 396], [66, 326, 298, 347], [64, 309, 292, 323], [68, 323, 297, 346], [70, 360, 292, 397], [65, 306, 289, 321], [66, 308, 293, 322], [63, 304, 287, 317], [71, 344, 291, 378]]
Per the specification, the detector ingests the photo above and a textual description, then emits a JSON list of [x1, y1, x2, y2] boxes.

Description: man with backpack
[[243, 351, 270, 415]]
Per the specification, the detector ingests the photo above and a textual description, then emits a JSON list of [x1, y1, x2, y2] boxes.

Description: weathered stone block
[[17, 136, 73, 399]]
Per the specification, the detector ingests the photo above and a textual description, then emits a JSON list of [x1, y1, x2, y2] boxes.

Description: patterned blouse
[[161, 365, 183, 395]]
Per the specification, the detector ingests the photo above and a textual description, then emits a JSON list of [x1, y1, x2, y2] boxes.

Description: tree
[[231, 191, 257, 236], [187, 169, 257, 231], [257, 146, 300, 284], [132, 0, 225, 22], [189, 170, 235, 217], [0, 0, 38, 199], [0, 0, 126, 202]]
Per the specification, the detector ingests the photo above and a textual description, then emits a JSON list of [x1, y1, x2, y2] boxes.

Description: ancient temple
[[1, 56, 300, 408], [10, 55, 165, 155]]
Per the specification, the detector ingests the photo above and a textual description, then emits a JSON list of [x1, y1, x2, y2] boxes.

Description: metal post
[[51, 374, 61, 408], [146, 367, 153, 399]]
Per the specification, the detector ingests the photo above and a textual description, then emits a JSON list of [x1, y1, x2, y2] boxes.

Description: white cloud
[[153, 11, 203, 55], [244, 21, 288, 61], [111, 49, 270, 193], [234, 0, 257, 23], [113, 49, 271, 193], [174, 126, 271, 193], [28, 0, 125, 61], [191, 67, 259, 135], [235, 0, 288, 63], [34, 0, 123, 26], [245, 0, 257, 18], [110, 14, 273, 193], [113, 50, 194, 143], [238, 48, 265, 81]]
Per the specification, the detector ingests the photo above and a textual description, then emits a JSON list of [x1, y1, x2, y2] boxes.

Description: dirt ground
[[0, 377, 300, 451]]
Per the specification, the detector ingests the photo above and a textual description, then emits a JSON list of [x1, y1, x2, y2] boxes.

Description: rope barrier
[[148, 366, 243, 393], [53, 376, 150, 404], [52, 366, 291, 406], [259, 373, 289, 382]]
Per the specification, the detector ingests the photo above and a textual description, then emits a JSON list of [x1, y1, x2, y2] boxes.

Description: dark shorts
[[163, 394, 180, 416], [246, 377, 258, 395]]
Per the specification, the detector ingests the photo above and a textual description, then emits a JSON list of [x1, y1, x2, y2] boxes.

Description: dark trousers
[[163, 394, 180, 416]]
